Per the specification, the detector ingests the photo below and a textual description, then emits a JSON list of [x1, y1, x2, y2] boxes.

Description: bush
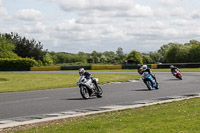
[[0, 58, 39, 67]]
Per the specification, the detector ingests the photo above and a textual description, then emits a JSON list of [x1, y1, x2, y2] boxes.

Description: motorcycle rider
[[170, 65, 180, 75], [138, 65, 158, 85], [78, 68, 98, 92]]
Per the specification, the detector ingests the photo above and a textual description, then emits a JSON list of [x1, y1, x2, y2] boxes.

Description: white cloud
[[132, 4, 153, 17], [154, 8, 170, 18], [55, 0, 132, 11], [22, 22, 46, 33], [53, 0, 153, 18], [192, 10, 200, 19], [150, 21, 165, 29], [119, 4, 153, 17], [0, 0, 7, 16], [171, 7, 186, 17], [172, 19, 192, 26], [15, 9, 44, 21], [54, 19, 84, 31], [158, 0, 182, 7]]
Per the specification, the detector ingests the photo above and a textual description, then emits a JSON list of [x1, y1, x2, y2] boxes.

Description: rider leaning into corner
[[78, 68, 98, 88], [170, 65, 180, 75], [138, 65, 158, 85]]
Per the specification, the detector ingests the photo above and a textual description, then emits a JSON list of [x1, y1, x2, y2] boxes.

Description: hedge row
[[1, 63, 200, 71], [0, 58, 39, 67]]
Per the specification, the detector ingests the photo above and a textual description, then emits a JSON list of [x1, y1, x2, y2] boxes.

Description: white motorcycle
[[77, 76, 103, 99]]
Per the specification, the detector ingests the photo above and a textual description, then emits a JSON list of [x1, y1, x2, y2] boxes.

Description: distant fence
[[0, 67, 30, 71], [92, 65, 122, 70], [61, 66, 91, 70], [30, 66, 61, 71], [0, 63, 200, 71]]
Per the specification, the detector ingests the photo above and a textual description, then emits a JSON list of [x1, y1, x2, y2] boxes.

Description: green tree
[[116, 47, 126, 64], [176, 45, 190, 63], [78, 52, 87, 64], [157, 43, 173, 63], [43, 53, 53, 66], [116, 47, 123, 55], [188, 41, 200, 62], [126, 50, 143, 64], [0, 35, 19, 58], [149, 52, 162, 63], [164, 43, 189, 63], [103, 51, 116, 64], [142, 53, 152, 64], [4, 33, 46, 62], [90, 51, 101, 64]]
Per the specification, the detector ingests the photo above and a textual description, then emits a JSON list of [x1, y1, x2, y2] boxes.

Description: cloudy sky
[[1, 0, 200, 53]]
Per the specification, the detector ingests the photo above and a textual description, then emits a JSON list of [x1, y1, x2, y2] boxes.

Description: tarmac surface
[[0, 72, 200, 129]]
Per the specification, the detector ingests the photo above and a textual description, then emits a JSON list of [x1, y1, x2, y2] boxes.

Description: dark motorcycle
[[77, 76, 103, 99]]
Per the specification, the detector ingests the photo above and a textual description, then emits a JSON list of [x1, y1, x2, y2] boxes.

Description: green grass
[[0, 78, 8, 81], [0, 74, 141, 93], [11, 97, 200, 133]]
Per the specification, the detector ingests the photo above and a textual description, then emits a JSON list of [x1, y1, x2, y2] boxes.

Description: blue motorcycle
[[142, 72, 159, 90]]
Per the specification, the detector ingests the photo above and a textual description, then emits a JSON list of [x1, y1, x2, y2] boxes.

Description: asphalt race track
[[0, 72, 200, 121]]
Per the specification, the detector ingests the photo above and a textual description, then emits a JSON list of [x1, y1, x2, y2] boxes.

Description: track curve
[[0, 72, 200, 120]]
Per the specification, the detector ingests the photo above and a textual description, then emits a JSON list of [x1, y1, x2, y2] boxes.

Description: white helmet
[[170, 65, 174, 68], [142, 65, 147, 70], [79, 68, 85, 76]]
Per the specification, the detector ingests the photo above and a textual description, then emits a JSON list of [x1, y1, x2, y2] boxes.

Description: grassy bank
[[0, 74, 140, 93], [8, 97, 200, 133]]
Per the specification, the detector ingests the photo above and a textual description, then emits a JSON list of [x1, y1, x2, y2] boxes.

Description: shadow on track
[[165, 79, 182, 81], [64, 97, 98, 100], [132, 89, 150, 91], [63, 98, 83, 100]]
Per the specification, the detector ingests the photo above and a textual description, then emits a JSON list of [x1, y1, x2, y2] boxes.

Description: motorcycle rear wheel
[[96, 86, 103, 98]]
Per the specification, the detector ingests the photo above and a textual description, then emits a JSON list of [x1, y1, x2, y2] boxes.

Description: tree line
[[0, 33, 200, 66], [143, 40, 200, 64]]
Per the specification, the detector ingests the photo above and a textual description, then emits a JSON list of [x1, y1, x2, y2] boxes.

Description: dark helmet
[[138, 67, 143, 75], [79, 68, 85, 76]]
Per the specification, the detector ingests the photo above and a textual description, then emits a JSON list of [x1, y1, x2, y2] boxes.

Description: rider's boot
[[91, 89, 95, 95]]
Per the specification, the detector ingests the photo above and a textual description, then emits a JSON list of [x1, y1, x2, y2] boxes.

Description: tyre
[[96, 86, 103, 98], [80, 85, 90, 99], [145, 80, 152, 90], [178, 74, 182, 80], [155, 84, 159, 89]]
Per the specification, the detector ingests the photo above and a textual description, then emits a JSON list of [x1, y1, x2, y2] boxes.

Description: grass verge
[[7, 97, 200, 133], [0, 74, 141, 93]]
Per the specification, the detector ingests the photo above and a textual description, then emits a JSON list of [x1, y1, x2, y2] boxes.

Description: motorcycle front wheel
[[80, 85, 90, 99], [145, 80, 153, 90], [177, 74, 182, 80]]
